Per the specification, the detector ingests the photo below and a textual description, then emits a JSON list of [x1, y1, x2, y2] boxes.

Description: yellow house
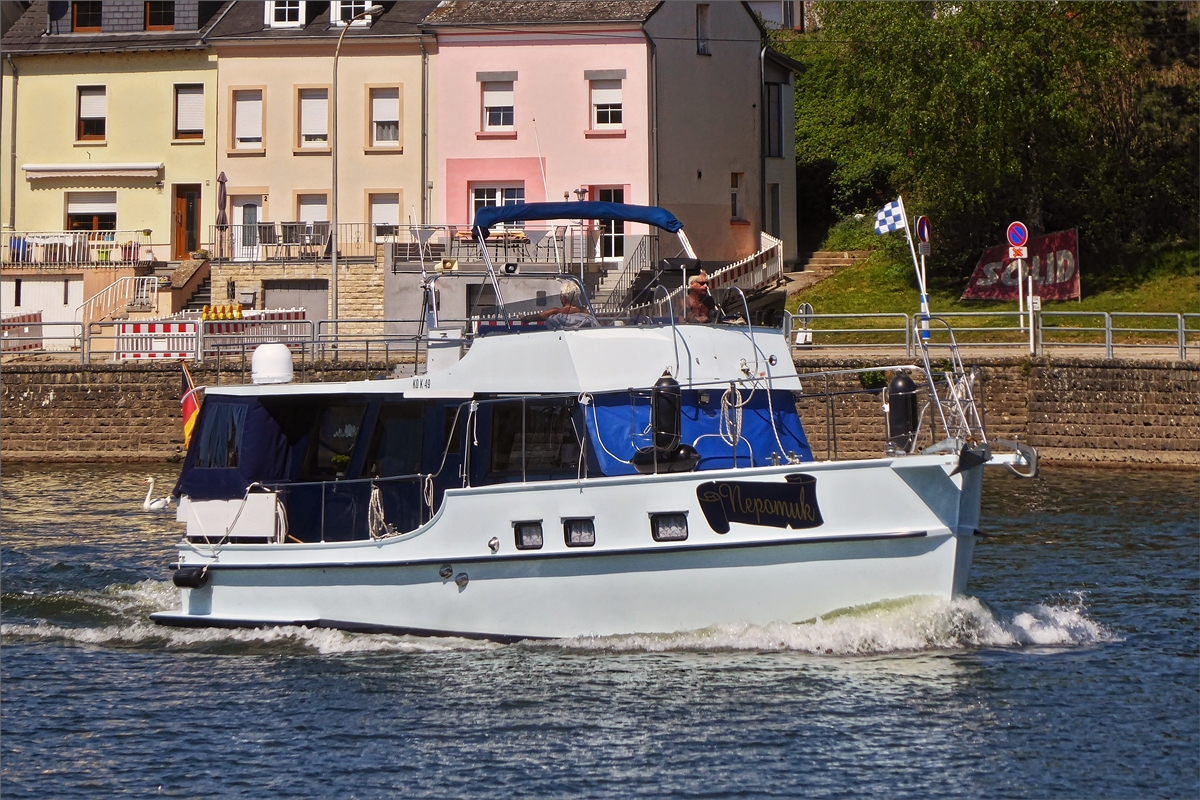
[[1, 1, 221, 340]]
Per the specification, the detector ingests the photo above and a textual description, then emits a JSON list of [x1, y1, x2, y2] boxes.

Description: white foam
[[553, 595, 1120, 655], [1, 588, 1117, 657]]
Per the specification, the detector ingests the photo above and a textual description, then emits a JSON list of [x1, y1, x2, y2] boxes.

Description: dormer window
[[266, 0, 304, 28], [73, 1, 102, 32], [333, 0, 372, 27], [145, 1, 175, 30]]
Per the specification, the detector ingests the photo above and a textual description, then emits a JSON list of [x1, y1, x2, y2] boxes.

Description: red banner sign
[[961, 229, 1080, 300]]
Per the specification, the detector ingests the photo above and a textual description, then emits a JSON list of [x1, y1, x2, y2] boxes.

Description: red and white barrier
[[118, 321, 196, 360], [2, 311, 44, 352]]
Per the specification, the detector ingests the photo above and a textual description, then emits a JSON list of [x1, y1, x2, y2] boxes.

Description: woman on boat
[[681, 272, 716, 323]]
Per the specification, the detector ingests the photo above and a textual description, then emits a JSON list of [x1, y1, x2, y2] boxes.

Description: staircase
[[787, 250, 871, 292], [184, 276, 213, 312]]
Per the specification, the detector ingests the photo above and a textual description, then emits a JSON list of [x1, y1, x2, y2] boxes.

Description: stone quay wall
[[1, 356, 1196, 466]]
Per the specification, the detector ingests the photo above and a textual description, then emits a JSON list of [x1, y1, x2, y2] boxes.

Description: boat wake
[[2, 581, 1117, 657], [557, 594, 1119, 655]]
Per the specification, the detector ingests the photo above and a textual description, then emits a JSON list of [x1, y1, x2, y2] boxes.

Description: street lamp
[[330, 3, 383, 326]]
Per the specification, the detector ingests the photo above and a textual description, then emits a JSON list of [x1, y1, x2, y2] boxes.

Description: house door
[[231, 196, 262, 261], [263, 279, 328, 325], [595, 187, 625, 259], [174, 184, 201, 260]]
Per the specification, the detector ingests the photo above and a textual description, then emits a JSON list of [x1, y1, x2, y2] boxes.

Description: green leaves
[[777, 1, 1199, 280]]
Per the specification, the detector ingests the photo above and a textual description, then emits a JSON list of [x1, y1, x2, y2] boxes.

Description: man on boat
[[681, 272, 716, 323], [535, 280, 599, 330]]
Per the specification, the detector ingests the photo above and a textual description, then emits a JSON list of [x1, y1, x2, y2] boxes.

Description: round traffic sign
[[1007, 221, 1029, 248], [915, 216, 931, 244]]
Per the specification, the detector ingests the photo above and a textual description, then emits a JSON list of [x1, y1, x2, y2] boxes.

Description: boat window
[[651, 513, 689, 542], [490, 401, 580, 475], [302, 404, 366, 479], [564, 518, 595, 547], [363, 403, 423, 477], [514, 521, 543, 550], [195, 402, 247, 469]]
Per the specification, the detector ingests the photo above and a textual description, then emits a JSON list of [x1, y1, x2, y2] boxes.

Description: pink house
[[425, 1, 800, 267]]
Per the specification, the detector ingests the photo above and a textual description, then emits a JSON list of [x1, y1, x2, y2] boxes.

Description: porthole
[[514, 521, 543, 550], [651, 513, 688, 542], [563, 518, 595, 548]]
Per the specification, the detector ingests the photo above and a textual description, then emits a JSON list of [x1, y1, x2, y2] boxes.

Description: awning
[[22, 163, 164, 180], [473, 202, 684, 236]]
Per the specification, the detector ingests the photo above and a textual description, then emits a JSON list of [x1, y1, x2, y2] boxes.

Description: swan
[[142, 477, 173, 511]]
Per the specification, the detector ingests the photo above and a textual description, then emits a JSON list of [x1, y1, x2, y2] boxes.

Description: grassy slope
[[787, 252, 1200, 317]]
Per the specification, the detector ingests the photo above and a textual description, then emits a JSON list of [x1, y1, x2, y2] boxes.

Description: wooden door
[[173, 184, 201, 260]]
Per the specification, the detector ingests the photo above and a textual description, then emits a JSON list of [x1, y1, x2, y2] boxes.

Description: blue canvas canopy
[[473, 202, 684, 237]]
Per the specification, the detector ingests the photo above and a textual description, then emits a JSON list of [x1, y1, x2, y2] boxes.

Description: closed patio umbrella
[[215, 172, 228, 226]]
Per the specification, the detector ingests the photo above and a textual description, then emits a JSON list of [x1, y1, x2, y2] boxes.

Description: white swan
[[142, 477, 173, 511]]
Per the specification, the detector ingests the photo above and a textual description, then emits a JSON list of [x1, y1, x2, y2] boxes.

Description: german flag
[[181, 363, 201, 449]]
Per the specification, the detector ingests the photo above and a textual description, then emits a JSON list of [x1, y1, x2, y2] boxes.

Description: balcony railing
[[206, 223, 377, 263], [2, 230, 152, 268]]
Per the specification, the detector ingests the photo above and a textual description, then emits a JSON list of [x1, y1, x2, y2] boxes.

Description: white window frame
[[369, 87, 401, 148], [481, 81, 515, 132], [332, 0, 371, 27], [298, 87, 329, 149], [472, 185, 525, 228], [590, 80, 623, 130], [265, 0, 305, 28]]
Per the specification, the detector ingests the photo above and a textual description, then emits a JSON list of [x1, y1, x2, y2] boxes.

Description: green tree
[[776, 2, 1199, 282]]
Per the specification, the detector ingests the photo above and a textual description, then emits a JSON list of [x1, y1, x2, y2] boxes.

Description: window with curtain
[[233, 90, 263, 149], [174, 84, 204, 139], [370, 88, 400, 147], [299, 88, 328, 148], [482, 81, 514, 131], [77, 86, 106, 141], [196, 403, 247, 469]]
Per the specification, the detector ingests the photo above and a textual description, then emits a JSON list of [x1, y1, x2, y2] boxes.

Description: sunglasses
[[693, 281, 708, 286]]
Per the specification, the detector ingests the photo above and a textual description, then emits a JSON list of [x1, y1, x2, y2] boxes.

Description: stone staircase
[[184, 276, 213, 312], [786, 250, 872, 293]]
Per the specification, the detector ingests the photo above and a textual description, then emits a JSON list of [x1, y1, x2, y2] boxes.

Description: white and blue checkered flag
[[874, 201, 905, 235]]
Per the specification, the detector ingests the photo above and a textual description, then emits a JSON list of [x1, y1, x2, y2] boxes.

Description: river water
[[2, 464, 1196, 798]]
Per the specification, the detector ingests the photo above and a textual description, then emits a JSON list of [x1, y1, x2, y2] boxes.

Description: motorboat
[[151, 202, 1037, 640]]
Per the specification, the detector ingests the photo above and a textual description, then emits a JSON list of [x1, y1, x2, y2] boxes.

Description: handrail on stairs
[[78, 276, 159, 326]]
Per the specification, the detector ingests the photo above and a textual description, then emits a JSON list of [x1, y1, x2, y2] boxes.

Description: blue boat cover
[[473, 202, 684, 236], [584, 389, 814, 476]]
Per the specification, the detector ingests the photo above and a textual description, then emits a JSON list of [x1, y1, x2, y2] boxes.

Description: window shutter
[[372, 88, 399, 123], [298, 195, 328, 223], [482, 82, 513, 108], [176, 85, 204, 134], [370, 193, 400, 227], [67, 192, 117, 215], [234, 91, 262, 145], [590, 80, 622, 106], [79, 87, 106, 119], [300, 89, 328, 141]]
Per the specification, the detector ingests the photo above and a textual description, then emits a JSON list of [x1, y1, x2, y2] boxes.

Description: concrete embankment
[[1, 357, 1196, 467]]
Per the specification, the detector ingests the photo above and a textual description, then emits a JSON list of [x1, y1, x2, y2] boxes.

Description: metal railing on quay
[[787, 312, 911, 355], [2, 229, 152, 268], [1, 319, 84, 357], [1184, 314, 1200, 360], [911, 311, 1031, 353], [1109, 312, 1189, 361]]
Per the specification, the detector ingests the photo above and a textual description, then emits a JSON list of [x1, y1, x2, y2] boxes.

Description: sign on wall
[[962, 229, 1080, 301]]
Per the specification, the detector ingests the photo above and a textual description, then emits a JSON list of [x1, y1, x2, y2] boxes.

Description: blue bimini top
[[473, 202, 684, 237]]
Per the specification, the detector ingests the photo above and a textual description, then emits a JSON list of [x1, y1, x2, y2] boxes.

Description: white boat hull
[[154, 453, 985, 640]]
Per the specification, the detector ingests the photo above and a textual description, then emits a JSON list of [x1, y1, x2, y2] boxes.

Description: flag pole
[[896, 196, 931, 343]]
